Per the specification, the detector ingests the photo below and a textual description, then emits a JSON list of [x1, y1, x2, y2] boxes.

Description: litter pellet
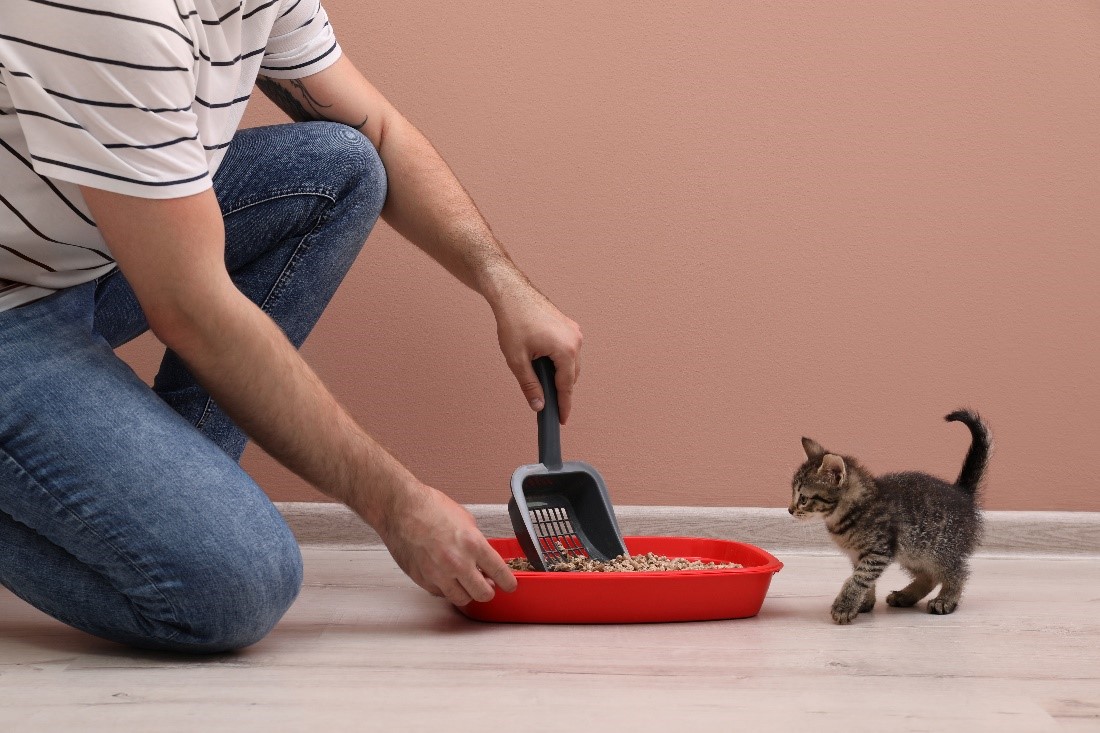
[[507, 551, 741, 572]]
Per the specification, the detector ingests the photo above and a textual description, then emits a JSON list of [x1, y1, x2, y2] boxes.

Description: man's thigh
[[0, 284, 301, 649], [92, 121, 387, 352]]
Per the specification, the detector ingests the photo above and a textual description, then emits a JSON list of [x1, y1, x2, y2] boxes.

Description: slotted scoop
[[507, 357, 628, 571]]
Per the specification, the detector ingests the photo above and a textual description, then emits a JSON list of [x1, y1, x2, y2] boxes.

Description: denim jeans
[[0, 122, 387, 652]]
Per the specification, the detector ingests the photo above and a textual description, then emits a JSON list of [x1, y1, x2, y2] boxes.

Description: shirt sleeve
[[261, 0, 343, 79], [0, 1, 210, 199]]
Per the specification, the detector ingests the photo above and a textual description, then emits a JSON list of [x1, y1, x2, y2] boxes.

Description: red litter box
[[458, 535, 782, 624], [463, 358, 782, 623]]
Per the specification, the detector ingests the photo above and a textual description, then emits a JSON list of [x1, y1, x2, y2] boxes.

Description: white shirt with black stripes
[[0, 0, 342, 311]]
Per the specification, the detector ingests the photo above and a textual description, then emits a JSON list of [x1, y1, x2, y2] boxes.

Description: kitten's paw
[[927, 598, 958, 615], [859, 597, 875, 613], [831, 601, 860, 624], [886, 591, 917, 608]]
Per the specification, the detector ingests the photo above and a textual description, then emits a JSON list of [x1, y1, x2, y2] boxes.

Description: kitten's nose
[[788, 505, 795, 515]]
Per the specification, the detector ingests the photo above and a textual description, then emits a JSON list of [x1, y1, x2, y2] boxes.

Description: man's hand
[[491, 279, 584, 424], [373, 482, 518, 606]]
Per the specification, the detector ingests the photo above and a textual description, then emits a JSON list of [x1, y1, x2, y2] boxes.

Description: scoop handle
[[534, 357, 563, 469]]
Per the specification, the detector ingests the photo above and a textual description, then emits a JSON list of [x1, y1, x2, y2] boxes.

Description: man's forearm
[[165, 285, 416, 528], [374, 120, 530, 306]]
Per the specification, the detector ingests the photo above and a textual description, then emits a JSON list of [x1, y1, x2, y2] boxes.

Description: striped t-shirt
[[0, 0, 343, 311]]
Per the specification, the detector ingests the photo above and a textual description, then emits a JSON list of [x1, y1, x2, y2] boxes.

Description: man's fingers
[[510, 360, 544, 412], [422, 581, 445, 598], [553, 354, 577, 425], [478, 545, 518, 593], [441, 579, 474, 607], [456, 567, 497, 604]]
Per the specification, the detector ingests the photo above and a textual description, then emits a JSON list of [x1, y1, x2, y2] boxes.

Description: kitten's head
[[789, 437, 849, 519]]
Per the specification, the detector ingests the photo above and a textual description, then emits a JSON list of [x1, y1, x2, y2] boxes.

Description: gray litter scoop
[[507, 357, 628, 571]]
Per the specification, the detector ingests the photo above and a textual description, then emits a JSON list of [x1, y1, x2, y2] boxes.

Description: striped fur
[[790, 410, 991, 624]]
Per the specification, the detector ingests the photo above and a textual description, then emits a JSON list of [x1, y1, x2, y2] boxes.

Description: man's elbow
[[139, 279, 234, 358], [141, 298, 202, 356]]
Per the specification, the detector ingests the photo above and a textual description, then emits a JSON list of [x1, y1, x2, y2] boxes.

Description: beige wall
[[119, 2, 1100, 511]]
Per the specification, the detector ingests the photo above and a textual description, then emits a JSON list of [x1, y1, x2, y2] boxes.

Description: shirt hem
[[29, 162, 214, 200], [258, 43, 343, 80]]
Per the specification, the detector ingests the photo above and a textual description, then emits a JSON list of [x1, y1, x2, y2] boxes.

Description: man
[[0, 0, 582, 652]]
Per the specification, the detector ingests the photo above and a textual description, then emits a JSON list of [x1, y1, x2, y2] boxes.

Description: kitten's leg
[[859, 582, 876, 613], [845, 559, 876, 613], [887, 573, 936, 608], [927, 564, 968, 615], [832, 552, 891, 624]]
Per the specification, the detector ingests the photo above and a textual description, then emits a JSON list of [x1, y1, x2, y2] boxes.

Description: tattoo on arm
[[256, 75, 368, 131]]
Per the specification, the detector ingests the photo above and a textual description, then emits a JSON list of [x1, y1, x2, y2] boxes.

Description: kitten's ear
[[802, 437, 827, 460], [819, 454, 847, 485]]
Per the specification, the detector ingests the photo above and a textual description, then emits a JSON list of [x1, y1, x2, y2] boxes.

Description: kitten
[[790, 410, 991, 624]]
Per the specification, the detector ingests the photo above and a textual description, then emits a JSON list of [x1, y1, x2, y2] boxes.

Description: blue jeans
[[0, 122, 387, 652]]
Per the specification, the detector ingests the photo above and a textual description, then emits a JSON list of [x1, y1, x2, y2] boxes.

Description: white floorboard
[[1, 548, 1098, 732]]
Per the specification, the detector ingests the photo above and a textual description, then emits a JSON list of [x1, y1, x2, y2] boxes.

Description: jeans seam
[[195, 398, 215, 431], [259, 224, 318, 314], [93, 268, 120, 286], [257, 197, 336, 314], [0, 447, 185, 642], [220, 189, 337, 218]]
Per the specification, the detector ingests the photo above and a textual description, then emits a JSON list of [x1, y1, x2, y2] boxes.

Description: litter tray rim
[[458, 536, 784, 624]]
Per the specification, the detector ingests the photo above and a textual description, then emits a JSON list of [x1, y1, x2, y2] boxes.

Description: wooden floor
[[1, 548, 1098, 732]]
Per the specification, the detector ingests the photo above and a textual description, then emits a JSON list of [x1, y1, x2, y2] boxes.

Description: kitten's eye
[[798, 496, 808, 505]]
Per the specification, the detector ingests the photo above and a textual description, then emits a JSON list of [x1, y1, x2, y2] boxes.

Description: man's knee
[[309, 120, 388, 220], [146, 530, 304, 654]]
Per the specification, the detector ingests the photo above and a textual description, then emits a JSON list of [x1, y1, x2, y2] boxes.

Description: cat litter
[[507, 550, 742, 572]]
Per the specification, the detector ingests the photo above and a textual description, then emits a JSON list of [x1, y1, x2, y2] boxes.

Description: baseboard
[[277, 502, 1100, 558]]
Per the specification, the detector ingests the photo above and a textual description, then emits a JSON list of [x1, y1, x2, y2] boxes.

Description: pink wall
[[119, 2, 1100, 511]]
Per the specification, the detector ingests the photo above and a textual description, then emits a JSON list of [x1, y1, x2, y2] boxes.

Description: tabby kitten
[[790, 410, 991, 624]]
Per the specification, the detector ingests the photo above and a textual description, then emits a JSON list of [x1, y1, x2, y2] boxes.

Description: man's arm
[[257, 56, 584, 421], [79, 186, 516, 607]]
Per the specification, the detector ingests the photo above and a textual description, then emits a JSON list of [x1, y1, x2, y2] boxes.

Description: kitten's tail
[[945, 409, 992, 496]]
